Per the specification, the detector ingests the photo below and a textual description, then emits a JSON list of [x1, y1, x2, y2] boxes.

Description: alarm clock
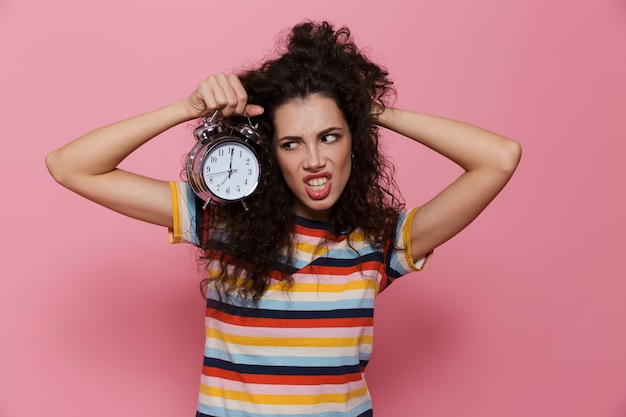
[[186, 110, 262, 210]]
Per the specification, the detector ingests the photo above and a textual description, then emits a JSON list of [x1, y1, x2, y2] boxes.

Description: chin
[[296, 200, 336, 221]]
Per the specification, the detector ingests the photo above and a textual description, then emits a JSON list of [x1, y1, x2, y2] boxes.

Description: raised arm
[[375, 106, 522, 261], [45, 74, 263, 228]]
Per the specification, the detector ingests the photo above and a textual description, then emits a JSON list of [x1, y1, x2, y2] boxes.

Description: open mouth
[[307, 177, 328, 191]]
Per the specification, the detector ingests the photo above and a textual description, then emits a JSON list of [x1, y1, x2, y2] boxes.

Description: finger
[[221, 75, 264, 117], [244, 104, 264, 117], [225, 74, 250, 115], [205, 74, 231, 112], [213, 74, 247, 116], [191, 78, 221, 116]]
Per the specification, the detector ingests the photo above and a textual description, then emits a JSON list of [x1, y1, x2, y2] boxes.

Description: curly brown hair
[[200, 21, 404, 304]]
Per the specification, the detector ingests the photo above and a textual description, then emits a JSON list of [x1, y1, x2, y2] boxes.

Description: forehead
[[272, 94, 348, 138]]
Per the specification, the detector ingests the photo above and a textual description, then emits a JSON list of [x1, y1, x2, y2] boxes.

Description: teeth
[[307, 177, 328, 190]]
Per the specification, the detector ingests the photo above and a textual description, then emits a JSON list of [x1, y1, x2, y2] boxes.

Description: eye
[[321, 133, 339, 143], [281, 141, 299, 150]]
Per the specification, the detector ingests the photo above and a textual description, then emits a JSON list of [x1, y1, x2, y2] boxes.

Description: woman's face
[[272, 94, 352, 222]]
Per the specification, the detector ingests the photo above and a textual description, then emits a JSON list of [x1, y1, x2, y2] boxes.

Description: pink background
[[2, 0, 625, 416]]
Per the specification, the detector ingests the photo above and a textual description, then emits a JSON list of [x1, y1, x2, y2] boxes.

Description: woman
[[46, 21, 521, 417]]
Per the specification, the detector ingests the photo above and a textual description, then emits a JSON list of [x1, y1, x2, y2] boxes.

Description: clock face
[[201, 140, 260, 201]]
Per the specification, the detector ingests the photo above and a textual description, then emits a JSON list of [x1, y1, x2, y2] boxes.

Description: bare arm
[[45, 74, 263, 228], [375, 106, 522, 261]]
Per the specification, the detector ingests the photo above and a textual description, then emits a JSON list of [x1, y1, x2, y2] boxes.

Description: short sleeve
[[382, 208, 433, 290], [168, 181, 202, 246]]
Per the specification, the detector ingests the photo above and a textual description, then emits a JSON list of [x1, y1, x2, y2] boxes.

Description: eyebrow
[[276, 127, 345, 142]]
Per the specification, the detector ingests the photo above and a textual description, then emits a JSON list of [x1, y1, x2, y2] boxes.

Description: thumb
[[245, 104, 264, 117]]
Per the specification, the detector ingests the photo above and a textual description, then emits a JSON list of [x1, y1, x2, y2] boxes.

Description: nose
[[303, 143, 326, 171]]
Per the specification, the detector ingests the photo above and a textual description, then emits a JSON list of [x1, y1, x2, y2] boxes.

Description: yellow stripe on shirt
[[168, 181, 182, 243], [206, 327, 373, 348], [199, 384, 369, 405]]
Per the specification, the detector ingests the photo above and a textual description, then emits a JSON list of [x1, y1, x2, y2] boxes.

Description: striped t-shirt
[[169, 181, 429, 417]]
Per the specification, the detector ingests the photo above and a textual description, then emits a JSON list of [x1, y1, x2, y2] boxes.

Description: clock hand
[[205, 169, 238, 179], [227, 148, 235, 180]]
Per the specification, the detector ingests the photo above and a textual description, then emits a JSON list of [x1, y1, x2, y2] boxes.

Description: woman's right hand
[[45, 73, 264, 229], [184, 73, 264, 120]]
